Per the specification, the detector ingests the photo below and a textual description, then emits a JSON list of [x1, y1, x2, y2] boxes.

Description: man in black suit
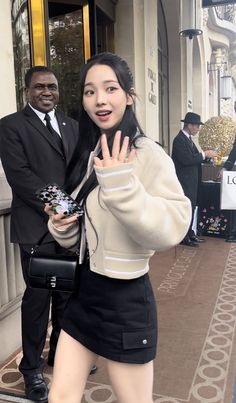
[[0, 66, 79, 402], [172, 112, 217, 247]]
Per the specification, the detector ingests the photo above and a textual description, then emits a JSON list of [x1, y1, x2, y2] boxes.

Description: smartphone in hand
[[36, 183, 83, 216]]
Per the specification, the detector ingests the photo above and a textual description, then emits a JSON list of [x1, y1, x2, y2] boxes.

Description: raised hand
[[94, 131, 136, 168]]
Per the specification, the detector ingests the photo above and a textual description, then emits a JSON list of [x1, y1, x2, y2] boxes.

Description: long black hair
[[66, 52, 145, 202]]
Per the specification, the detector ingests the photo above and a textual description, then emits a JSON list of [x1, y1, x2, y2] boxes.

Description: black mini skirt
[[62, 261, 157, 364]]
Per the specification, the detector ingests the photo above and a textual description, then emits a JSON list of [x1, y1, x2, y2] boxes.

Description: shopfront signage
[[202, 0, 236, 7], [147, 68, 157, 105]]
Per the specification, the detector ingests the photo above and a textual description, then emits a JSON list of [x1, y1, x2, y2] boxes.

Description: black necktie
[[189, 135, 194, 147], [44, 113, 63, 151]]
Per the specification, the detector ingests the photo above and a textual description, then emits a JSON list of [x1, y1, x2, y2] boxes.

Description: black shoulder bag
[[28, 217, 83, 293]]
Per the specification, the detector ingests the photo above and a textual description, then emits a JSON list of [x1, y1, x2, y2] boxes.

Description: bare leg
[[107, 359, 154, 403], [49, 330, 97, 403]]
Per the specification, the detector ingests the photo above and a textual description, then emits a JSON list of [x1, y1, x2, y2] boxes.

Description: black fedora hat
[[181, 112, 204, 125]]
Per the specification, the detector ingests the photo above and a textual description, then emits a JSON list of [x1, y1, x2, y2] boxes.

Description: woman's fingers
[[94, 156, 103, 167], [51, 212, 67, 225], [44, 204, 53, 215], [119, 136, 129, 162], [50, 212, 78, 228], [100, 134, 111, 161], [95, 132, 135, 168], [112, 131, 121, 159], [44, 203, 78, 231]]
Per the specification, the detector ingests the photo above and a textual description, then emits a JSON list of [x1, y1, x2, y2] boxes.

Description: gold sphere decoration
[[199, 116, 236, 157]]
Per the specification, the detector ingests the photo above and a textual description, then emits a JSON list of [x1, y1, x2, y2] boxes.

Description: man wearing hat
[[172, 112, 217, 247]]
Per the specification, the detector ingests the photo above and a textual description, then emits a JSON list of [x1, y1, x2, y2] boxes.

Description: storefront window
[[11, 0, 31, 110]]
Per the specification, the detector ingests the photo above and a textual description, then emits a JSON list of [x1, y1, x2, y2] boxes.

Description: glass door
[[47, 1, 90, 118], [96, 6, 114, 53]]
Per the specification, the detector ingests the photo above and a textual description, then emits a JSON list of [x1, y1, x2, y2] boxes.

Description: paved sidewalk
[[0, 396, 31, 403], [1, 237, 236, 402]]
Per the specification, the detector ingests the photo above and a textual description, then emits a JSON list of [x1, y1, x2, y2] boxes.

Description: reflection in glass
[[11, 0, 31, 110], [49, 8, 84, 120]]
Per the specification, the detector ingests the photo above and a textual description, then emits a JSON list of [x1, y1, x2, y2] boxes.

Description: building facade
[[1, 0, 236, 363]]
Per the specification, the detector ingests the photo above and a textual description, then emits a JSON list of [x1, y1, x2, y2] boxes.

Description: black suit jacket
[[172, 130, 204, 207], [224, 137, 236, 171], [0, 105, 79, 244]]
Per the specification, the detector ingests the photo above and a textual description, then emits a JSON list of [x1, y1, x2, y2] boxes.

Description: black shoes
[[47, 352, 97, 375], [181, 236, 199, 247], [181, 234, 206, 247], [190, 235, 206, 243], [24, 373, 48, 402]]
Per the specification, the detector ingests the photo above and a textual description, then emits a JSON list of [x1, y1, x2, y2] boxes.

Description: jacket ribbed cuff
[[94, 162, 133, 193]]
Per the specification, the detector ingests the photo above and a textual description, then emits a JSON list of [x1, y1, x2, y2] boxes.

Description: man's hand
[[204, 150, 217, 159], [217, 167, 226, 179]]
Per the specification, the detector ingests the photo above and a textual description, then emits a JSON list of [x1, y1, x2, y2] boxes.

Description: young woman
[[46, 52, 191, 403]]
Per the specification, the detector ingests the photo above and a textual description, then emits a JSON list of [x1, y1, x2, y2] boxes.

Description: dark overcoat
[[171, 130, 203, 207]]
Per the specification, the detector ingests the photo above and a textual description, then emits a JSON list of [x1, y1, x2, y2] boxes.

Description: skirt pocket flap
[[122, 328, 156, 350]]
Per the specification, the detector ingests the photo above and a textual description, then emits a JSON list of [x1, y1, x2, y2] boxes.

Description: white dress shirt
[[28, 104, 61, 137]]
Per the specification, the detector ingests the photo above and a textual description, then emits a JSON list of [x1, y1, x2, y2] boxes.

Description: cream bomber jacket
[[48, 137, 191, 280]]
